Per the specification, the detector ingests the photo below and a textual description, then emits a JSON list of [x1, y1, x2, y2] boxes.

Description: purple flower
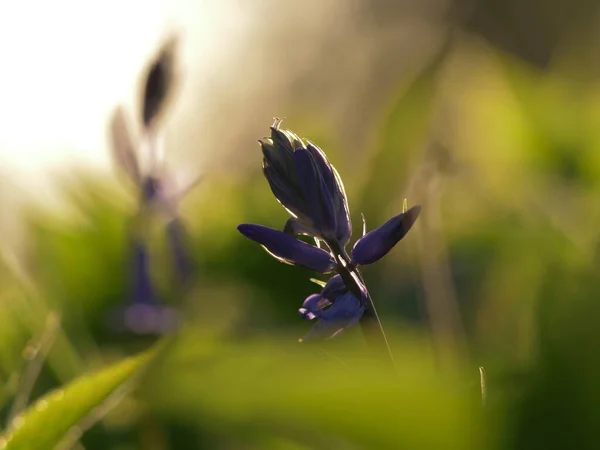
[[298, 275, 365, 340], [240, 123, 421, 273], [261, 119, 351, 245], [239, 120, 421, 343], [108, 239, 179, 335], [351, 206, 421, 265], [141, 36, 178, 129], [106, 36, 199, 334], [237, 224, 336, 273]]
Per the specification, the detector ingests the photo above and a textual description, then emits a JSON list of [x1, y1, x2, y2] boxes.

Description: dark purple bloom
[[141, 36, 177, 129], [132, 239, 156, 306], [351, 206, 421, 265], [298, 275, 365, 340], [105, 37, 202, 335], [142, 176, 162, 204], [240, 120, 422, 344], [260, 120, 351, 245], [237, 224, 336, 273], [109, 239, 179, 335]]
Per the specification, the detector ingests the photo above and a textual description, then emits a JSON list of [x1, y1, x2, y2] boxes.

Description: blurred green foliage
[[2, 30, 600, 450]]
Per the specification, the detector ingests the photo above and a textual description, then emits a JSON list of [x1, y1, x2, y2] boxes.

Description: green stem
[[327, 241, 395, 366]]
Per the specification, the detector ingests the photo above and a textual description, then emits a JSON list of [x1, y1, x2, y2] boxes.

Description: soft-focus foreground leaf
[[1, 348, 157, 450], [145, 330, 482, 450]]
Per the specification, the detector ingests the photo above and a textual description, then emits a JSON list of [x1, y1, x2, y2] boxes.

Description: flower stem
[[328, 242, 395, 366]]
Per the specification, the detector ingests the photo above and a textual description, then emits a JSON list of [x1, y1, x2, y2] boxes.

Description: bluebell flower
[[298, 275, 365, 340], [240, 122, 420, 271], [109, 238, 179, 335], [260, 119, 351, 245], [238, 121, 421, 343]]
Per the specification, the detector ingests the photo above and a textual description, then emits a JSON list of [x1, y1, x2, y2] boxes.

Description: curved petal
[[132, 239, 156, 305], [320, 274, 347, 301], [351, 206, 421, 265], [109, 106, 141, 184], [299, 293, 331, 320], [283, 217, 318, 237], [294, 149, 336, 237], [142, 36, 178, 128], [262, 164, 309, 220], [307, 143, 351, 243], [317, 292, 362, 320], [301, 293, 365, 341], [237, 224, 336, 273]]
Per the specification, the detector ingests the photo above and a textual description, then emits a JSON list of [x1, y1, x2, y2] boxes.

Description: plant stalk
[[328, 241, 395, 367]]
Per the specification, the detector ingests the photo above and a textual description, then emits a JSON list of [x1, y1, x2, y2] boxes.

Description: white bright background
[[0, 0, 246, 193]]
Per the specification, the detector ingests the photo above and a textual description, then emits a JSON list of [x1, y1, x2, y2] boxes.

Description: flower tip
[[236, 223, 254, 237], [351, 206, 422, 265], [271, 117, 284, 129], [141, 38, 178, 128], [235, 223, 336, 273], [408, 204, 422, 219]]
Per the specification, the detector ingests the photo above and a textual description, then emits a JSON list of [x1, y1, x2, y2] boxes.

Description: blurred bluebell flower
[[298, 275, 366, 340], [110, 238, 179, 335], [141, 35, 178, 130], [107, 36, 199, 335]]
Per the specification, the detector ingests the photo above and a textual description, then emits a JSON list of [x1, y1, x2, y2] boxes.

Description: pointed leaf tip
[[351, 206, 421, 265]]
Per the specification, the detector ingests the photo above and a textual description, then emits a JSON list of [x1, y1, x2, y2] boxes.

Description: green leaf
[[1, 348, 156, 450], [147, 332, 482, 449], [308, 278, 327, 288]]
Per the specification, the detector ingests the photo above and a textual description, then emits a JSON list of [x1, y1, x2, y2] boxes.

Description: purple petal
[[351, 206, 421, 265], [294, 149, 336, 237], [306, 143, 336, 199], [329, 308, 364, 338], [306, 143, 351, 243], [142, 37, 177, 128], [109, 106, 141, 184], [299, 293, 331, 320], [262, 164, 309, 219], [301, 293, 365, 341], [142, 176, 161, 203], [261, 139, 297, 186], [108, 303, 180, 335], [320, 274, 347, 301], [317, 292, 362, 320], [283, 217, 319, 239], [132, 239, 156, 305], [237, 224, 336, 273]]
